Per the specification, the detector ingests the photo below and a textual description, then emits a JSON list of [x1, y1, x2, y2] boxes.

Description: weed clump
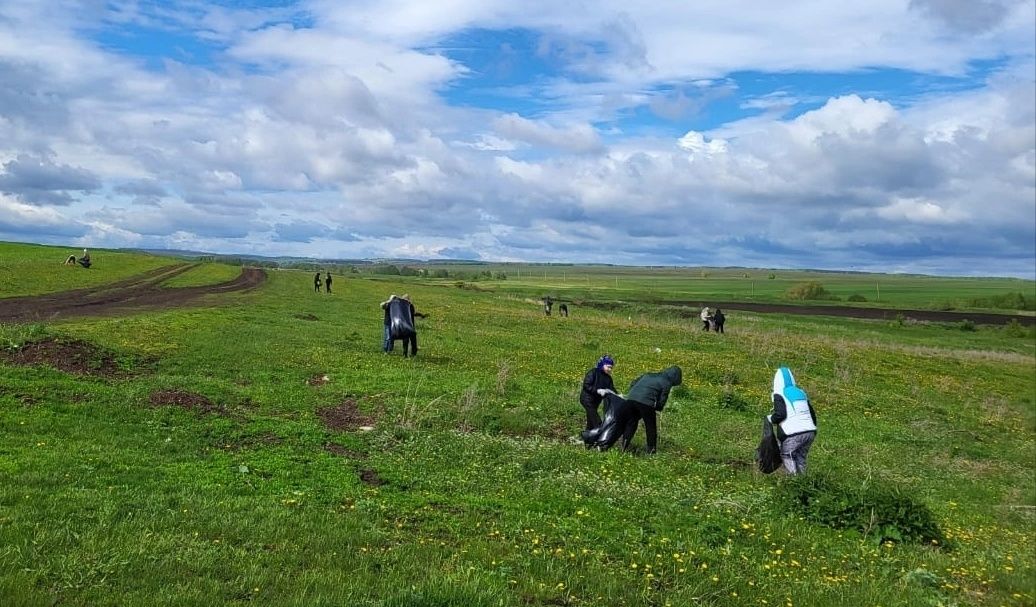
[[775, 472, 945, 546]]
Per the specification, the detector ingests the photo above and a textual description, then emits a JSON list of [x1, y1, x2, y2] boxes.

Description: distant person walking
[[700, 306, 712, 331], [579, 355, 616, 431], [325, 272, 333, 294], [314, 272, 322, 293], [768, 367, 817, 475], [712, 308, 725, 333]]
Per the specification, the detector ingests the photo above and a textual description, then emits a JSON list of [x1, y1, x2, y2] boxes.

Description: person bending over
[[579, 355, 616, 431], [768, 367, 817, 475], [582, 366, 682, 454]]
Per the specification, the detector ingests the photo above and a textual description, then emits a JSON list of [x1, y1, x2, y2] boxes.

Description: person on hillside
[[768, 367, 818, 475], [314, 272, 322, 292], [64, 254, 77, 265], [325, 272, 333, 294], [582, 366, 682, 454], [381, 294, 418, 356], [579, 355, 616, 431], [712, 308, 725, 333], [700, 306, 712, 331], [543, 296, 553, 316], [78, 249, 91, 268], [559, 303, 569, 317]]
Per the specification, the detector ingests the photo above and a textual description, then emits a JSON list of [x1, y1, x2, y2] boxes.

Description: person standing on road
[[768, 367, 817, 475], [579, 355, 616, 431]]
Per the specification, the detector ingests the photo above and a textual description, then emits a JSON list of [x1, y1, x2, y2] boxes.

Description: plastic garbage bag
[[387, 298, 415, 339], [755, 415, 782, 474]]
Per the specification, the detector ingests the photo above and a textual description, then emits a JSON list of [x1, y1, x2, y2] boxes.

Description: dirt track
[[0, 264, 267, 323]]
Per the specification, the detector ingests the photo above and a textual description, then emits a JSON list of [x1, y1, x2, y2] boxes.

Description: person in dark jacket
[[582, 366, 682, 454], [325, 272, 333, 294], [712, 308, 725, 333], [381, 294, 417, 356], [314, 272, 322, 292], [78, 249, 91, 268], [579, 355, 616, 431], [768, 367, 817, 474]]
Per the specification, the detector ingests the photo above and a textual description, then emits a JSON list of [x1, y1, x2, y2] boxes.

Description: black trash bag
[[387, 298, 415, 339], [582, 393, 629, 450], [755, 416, 782, 474]]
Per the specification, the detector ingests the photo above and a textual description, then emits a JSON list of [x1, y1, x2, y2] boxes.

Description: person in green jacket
[[582, 366, 682, 454]]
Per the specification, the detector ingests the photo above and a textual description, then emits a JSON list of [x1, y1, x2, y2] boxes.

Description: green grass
[[160, 263, 244, 288], [379, 263, 1036, 313], [0, 242, 176, 297], [1, 246, 1034, 606]]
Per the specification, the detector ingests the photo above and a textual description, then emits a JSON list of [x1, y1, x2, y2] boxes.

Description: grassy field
[[1, 247, 1034, 606], [381, 263, 1036, 313]]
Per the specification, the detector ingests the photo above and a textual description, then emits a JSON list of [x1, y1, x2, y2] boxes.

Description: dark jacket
[[625, 366, 682, 411], [580, 368, 616, 407]]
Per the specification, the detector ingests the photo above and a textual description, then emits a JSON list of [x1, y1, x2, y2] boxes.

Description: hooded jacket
[[625, 366, 682, 411], [769, 367, 817, 440]]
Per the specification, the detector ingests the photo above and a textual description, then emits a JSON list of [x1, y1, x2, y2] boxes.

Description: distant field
[[1, 245, 1034, 606], [403, 263, 1036, 313]]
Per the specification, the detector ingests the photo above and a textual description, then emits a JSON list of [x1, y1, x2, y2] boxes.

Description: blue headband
[[597, 355, 615, 369]]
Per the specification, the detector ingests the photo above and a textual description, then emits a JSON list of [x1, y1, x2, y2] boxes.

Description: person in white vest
[[768, 367, 818, 474]]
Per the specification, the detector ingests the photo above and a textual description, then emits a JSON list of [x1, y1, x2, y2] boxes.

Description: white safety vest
[[771, 367, 817, 437]]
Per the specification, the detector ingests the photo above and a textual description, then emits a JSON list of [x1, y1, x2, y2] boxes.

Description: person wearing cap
[[583, 365, 682, 454], [768, 367, 818, 474], [579, 355, 617, 430]]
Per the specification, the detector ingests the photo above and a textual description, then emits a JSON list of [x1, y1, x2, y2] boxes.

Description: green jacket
[[626, 366, 683, 411]]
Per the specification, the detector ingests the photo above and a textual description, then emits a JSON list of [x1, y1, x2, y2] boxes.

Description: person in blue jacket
[[768, 367, 818, 474]]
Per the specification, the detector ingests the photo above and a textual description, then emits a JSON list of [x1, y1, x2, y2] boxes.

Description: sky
[[0, 1, 1034, 277]]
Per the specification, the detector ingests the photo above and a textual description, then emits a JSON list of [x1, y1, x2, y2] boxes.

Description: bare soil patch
[[0, 265, 267, 323], [1, 337, 133, 378], [358, 469, 384, 486], [317, 398, 376, 432], [149, 389, 224, 415], [306, 373, 330, 386]]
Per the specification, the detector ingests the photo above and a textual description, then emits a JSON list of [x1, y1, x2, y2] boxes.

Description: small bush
[[1002, 319, 1035, 338], [847, 294, 867, 302], [775, 473, 945, 546], [768, 273, 776, 280], [957, 319, 976, 332], [785, 281, 835, 301], [716, 389, 751, 413]]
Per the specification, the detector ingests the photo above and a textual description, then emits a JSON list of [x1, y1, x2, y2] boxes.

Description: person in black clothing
[[78, 249, 91, 268], [579, 355, 616, 431], [381, 294, 418, 356], [325, 272, 333, 294], [582, 366, 682, 454], [712, 308, 725, 333], [559, 303, 569, 317], [314, 272, 322, 292], [543, 297, 553, 316]]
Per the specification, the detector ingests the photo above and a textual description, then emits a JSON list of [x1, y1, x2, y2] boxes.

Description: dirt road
[[0, 264, 267, 323]]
